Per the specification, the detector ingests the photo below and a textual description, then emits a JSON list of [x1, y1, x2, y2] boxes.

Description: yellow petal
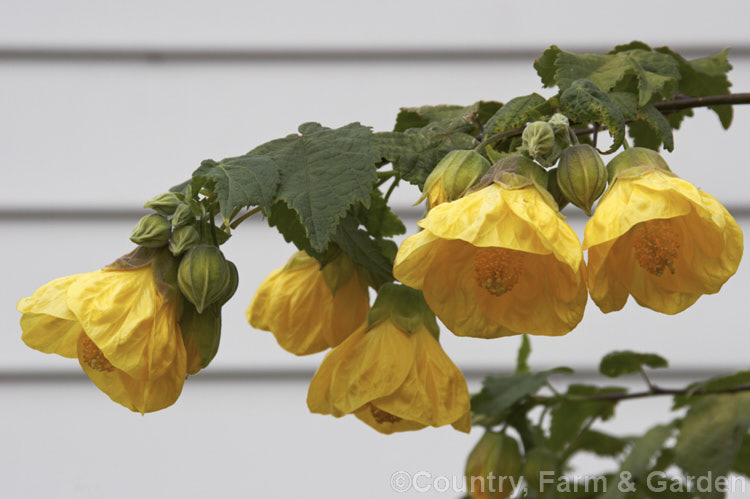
[[307, 320, 414, 417], [353, 404, 426, 434], [17, 274, 85, 358]]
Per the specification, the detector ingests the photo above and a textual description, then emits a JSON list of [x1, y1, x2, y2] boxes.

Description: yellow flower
[[584, 155, 743, 315], [393, 180, 587, 338], [247, 251, 369, 355], [17, 249, 187, 413], [306, 283, 471, 434]]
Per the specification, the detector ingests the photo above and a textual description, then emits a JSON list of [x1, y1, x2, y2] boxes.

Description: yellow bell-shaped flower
[[393, 157, 588, 338], [247, 251, 369, 355], [584, 148, 743, 314], [17, 248, 187, 413], [306, 283, 471, 434]]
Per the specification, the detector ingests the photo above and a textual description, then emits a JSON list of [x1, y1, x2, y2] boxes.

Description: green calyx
[[180, 300, 222, 372], [143, 192, 182, 216], [169, 225, 200, 256], [320, 253, 357, 296], [521, 121, 561, 167], [171, 203, 195, 227], [477, 155, 548, 191], [417, 150, 490, 206], [465, 432, 523, 496], [366, 283, 439, 339], [177, 244, 233, 313], [556, 144, 608, 216], [130, 214, 172, 248], [606, 147, 673, 183]]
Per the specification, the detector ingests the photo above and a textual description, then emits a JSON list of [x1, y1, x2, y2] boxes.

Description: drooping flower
[[584, 147, 743, 314], [393, 156, 588, 338], [247, 251, 369, 355], [306, 283, 471, 434], [17, 247, 187, 413]]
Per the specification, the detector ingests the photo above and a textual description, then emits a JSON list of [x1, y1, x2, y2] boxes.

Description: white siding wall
[[1, 1, 749, 498]]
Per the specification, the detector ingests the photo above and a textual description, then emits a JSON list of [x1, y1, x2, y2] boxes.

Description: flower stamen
[[473, 247, 525, 296], [632, 219, 680, 276], [80, 336, 115, 372], [370, 404, 402, 424]]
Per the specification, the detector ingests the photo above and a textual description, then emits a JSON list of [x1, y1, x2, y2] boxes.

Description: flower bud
[[465, 432, 523, 499], [177, 245, 232, 313], [556, 144, 607, 215], [171, 203, 195, 227], [130, 214, 172, 248], [546, 167, 569, 210], [417, 150, 490, 208], [367, 283, 439, 339], [522, 121, 561, 167], [168, 225, 200, 256], [479, 155, 548, 190], [606, 146, 672, 183], [180, 301, 221, 374], [218, 260, 238, 306], [143, 193, 182, 216]]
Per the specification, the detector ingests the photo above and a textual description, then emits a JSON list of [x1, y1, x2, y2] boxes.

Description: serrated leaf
[[609, 41, 653, 54], [191, 155, 280, 217], [266, 200, 324, 259], [483, 93, 551, 138], [471, 368, 573, 425], [675, 370, 750, 409], [675, 394, 750, 499], [357, 189, 406, 239], [555, 49, 680, 106], [559, 80, 625, 153], [515, 334, 531, 375], [249, 122, 379, 252], [332, 215, 394, 286], [570, 430, 629, 458], [655, 47, 733, 128], [548, 384, 626, 451], [610, 92, 674, 151], [534, 46, 561, 88], [600, 351, 668, 378], [376, 130, 476, 188]]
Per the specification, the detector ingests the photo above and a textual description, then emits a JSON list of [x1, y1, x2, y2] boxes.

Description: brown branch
[[533, 383, 750, 405]]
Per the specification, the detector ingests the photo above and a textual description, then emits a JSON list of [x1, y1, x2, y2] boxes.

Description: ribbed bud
[[606, 146, 672, 183], [180, 301, 221, 374], [130, 214, 172, 248], [143, 192, 182, 216], [168, 225, 200, 256], [177, 245, 232, 313], [477, 155, 548, 190], [367, 283, 439, 339], [465, 432, 523, 499], [417, 150, 490, 208], [218, 260, 238, 306], [522, 121, 561, 167], [556, 144, 607, 215], [171, 203, 195, 227]]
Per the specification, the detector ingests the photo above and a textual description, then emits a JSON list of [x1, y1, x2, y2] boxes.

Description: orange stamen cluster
[[80, 336, 115, 372], [370, 404, 402, 424], [473, 247, 525, 297], [632, 219, 681, 276]]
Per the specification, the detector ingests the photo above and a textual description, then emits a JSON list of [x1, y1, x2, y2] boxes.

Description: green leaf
[[548, 384, 626, 451], [559, 80, 626, 153], [394, 101, 503, 134], [471, 368, 573, 425], [675, 370, 750, 408], [569, 429, 629, 457], [534, 46, 560, 88], [191, 155, 280, 217], [357, 189, 406, 239], [332, 215, 395, 286], [554, 48, 680, 106], [609, 41, 653, 54], [675, 394, 750, 499], [599, 351, 668, 378], [655, 47, 734, 128], [732, 434, 750, 478], [515, 334, 531, 374], [266, 200, 324, 259], [609, 92, 674, 151], [248, 122, 380, 252], [483, 93, 551, 138], [376, 129, 476, 188], [601, 424, 674, 499]]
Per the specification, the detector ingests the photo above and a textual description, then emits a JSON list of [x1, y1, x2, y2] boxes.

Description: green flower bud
[[548, 113, 570, 134], [556, 144, 607, 216], [367, 283, 439, 339], [180, 301, 221, 374], [465, 432, 523, 499], [171, 203, 195, 227], [417, 150, 490, 208], [130, 214, 172, 248], [168, 225, 200, 256], [143, 192, 182, 216], [479, 155, 548, 190], [177, 245, 232, 313], [522, 121, 561, 167], [523, 448, 559, 496], [606, 146, 672, 183], [546, 167, 569, 210], [218, 260, 238, 306]]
